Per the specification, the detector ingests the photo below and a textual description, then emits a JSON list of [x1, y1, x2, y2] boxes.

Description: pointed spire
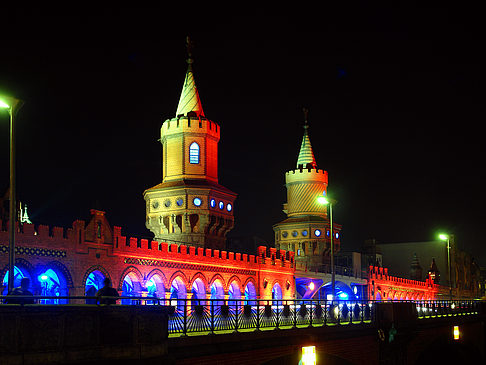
[[297, 108, 317, 169], [176, 36, 205, 118]]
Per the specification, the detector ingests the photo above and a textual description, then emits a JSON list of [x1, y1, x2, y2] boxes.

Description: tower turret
[[273, 110, 341, 271], [143, 38, 237, 249]]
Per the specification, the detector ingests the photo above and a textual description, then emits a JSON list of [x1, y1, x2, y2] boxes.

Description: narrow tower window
[[189, 142, 200, 164]]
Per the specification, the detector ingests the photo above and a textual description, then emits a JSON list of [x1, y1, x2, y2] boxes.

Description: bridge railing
[[0, 296, 481, 335], [415, 299, 479, 319]]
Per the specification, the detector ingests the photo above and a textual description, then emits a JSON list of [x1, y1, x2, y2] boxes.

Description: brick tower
[[144, 38, 237, 249], [273, 112, 341, 271]]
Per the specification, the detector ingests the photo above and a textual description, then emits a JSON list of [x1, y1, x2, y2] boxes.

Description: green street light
[[438, 233, 452, 300], [0, 95, 23, 293], [317, 195, 337, 300]]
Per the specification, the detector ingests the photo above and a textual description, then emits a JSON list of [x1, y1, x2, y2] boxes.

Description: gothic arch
[[271, 279, 282, 291], [208, 273, 226, 290], [168, 270, 190, 290], [242, 276, 257, 290], [36, 260, 74, 288], [227, 275, 242, 291], [82, 265, 112, 288], [118, 266, 144, 291], [146, 269, 168, 291], [189, 272, 209, 291], [1, 257, 35, 281]]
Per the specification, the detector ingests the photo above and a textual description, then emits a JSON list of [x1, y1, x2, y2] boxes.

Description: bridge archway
[[1, 261, 33, 295], [228, 280, 242, 307], [146, 271, 166, 301], [244, 280, 257, 304], [191, 277, 206, 305], [272, 282, 282, 301], [210, 279, 225, 305], [84, 269, 106, 304], [170, 276, 187, 311], [120, 268, 143, 305], [36, 264, 70, 304], [318, 281, 356, 300]]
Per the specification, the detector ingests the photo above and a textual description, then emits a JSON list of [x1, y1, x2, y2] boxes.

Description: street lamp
[[0, 95, 23, 293], [317, 195, 337, 300], [438, 233, 452, 300]]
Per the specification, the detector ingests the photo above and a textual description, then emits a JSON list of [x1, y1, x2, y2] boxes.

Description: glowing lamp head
[[438, 234, 449, 241], [301, 346, 316, 365], [0, 99, 10, 109], [317, 196, 329, 205], [39, 274, 49, 282], [309, 282, 315, 291], [453, 325, 460, 340]]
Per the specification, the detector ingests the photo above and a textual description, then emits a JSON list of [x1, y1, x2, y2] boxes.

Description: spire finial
[[186, 36, 194, 69], [176, 36, 205, 118], [303, 107, 309, 129], [297, 107, 317, 169]]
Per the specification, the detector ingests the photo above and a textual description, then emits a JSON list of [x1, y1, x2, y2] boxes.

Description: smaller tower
[[428, 258, 440, 284], [273, 110, 341, 271], [410, 253, 423, 281]]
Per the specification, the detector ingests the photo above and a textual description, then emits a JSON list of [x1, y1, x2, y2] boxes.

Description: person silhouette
[[95, 278, 119, 305], [5, 277, 35, 304]]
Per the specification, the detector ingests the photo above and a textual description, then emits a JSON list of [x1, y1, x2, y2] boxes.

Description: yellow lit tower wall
[[144, 50, 236, 249]]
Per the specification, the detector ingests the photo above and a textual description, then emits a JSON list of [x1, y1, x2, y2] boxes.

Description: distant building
[[371, 238, 481, 298]]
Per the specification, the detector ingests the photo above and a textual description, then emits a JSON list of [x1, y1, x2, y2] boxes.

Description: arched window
[[189, 142, 200, 164]]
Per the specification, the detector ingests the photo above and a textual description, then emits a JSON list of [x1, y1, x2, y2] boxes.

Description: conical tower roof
[[176, 37, 205, 118], [296, 110, 317, 169]]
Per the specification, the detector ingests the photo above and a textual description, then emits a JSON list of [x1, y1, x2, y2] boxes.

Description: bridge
[[0, 297, 484, 364]]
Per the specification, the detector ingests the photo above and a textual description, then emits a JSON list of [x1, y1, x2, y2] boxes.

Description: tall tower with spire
[[144, 38, 237, 249], [273, 110, 341, 271]]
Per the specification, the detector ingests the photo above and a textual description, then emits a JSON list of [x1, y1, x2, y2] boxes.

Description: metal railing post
[[234, 299, 239, 332], [182, 299, 188, 336], [255, 300, 260, 331], [309, 300, 313, 327], [210, 300, 215, 335]]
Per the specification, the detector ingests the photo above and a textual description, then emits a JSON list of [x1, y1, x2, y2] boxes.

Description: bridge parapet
[[112, 225, 295, 272]]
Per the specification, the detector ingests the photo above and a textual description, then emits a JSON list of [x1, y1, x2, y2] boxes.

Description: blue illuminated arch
[[170, 276, 187, 311], [189, 142, 200, 164], [228, 281, 241, 308], [272, 282, 283, 301], [37, 263, 70, 304], [244, 281, 257, 305], [2, 266, 31, 295], [210, 279, 224, 306]]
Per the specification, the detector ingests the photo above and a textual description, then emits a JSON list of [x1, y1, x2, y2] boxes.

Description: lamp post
[[438, 233, 452, 300], [0, 96, 23, 293], [317, 195, 337, 300]]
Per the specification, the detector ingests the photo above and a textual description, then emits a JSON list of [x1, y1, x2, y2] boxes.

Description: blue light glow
[[338, 292, 348, 300], [218, 201, 224, 209], [226, 203, 232, 212], [314, 229, 321, 237], [193, 197, 202, 207], [210, 199, 216, 208]]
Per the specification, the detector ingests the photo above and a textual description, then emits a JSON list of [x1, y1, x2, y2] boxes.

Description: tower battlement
[[112, 226, 294, 270], [285, 168, 328, 185], [162, 116, 220, 139]]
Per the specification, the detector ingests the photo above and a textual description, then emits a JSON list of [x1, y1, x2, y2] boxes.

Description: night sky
[[0, 8, 484, 265]]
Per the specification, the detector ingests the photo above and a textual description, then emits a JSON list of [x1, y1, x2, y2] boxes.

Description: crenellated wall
[[0, 210, 295, 301], [368, 266, 439, 301]]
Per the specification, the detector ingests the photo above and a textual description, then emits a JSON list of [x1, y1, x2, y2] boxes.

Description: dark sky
[[0, 7, 484, 264]]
